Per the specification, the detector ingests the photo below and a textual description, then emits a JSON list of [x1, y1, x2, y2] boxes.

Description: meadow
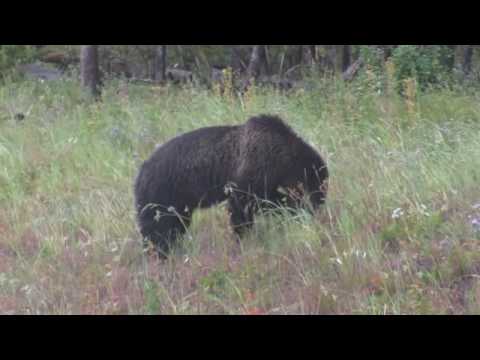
[[1, 75, 480, 314]]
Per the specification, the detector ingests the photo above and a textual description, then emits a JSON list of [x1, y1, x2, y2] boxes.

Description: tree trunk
[[263, 45, 270, 75], [342, 45, 351, 72], [326, 45, 352, 74], [278, 47, 287, 77], [176, 45, 185, 69], [246, 45, 266, 80], [231, 46, 247, 72], [80, 45, 100, 99], [316, 45, 335, 74], [445, 45, 457, 70], [241, 45, 269, 90], [154, 45, 167, 82], [378, 45, 396, 61], [463, 45, 474, 75], [334, 45, 345, 74], [301, 45, 315, 66], [309, 45, 317, 63], [454, 45, 474, 76]]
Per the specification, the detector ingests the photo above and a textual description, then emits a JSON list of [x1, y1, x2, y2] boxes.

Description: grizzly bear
[[134, 115, 328, 257]]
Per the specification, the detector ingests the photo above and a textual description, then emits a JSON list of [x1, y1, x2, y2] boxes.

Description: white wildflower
[[21, 285, 33, 296], [392, 207, 404, 219], [330, 257, 343, 265], [471, 217, 480, 233], [419, 204, 430, 217]]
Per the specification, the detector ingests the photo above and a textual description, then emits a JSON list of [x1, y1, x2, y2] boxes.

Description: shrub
[[390, 45, 453, 91], [0, 45, 37, 80]]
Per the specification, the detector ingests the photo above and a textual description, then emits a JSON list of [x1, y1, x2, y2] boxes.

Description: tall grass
[[1, 76, 480, 314]]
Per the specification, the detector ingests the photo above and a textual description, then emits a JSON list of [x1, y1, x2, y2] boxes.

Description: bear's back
[[150, 125, 239, 162], [244, 114, 298, 138], [138, 124, 241, 206]]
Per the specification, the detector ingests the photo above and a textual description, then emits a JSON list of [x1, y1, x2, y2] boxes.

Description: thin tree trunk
[[463, 45, 474, 75], [242, 45, 270, 90], [263, 45, 270, 75], [246, 45, 265, 80], [317, 45, 335, 74], [342, 45, 351, 72], [231, 46, 247, 72], [154, 45, 167, 82], [309, 45, 317, 63], [80, 45, 100, 99], [176, 45, 185, 68], [378, 45, 396, 61], [279, 49, 286, 77], [454, 45, 474, 76], [334, 45, 344, 74], [301, 45, 315, 66]]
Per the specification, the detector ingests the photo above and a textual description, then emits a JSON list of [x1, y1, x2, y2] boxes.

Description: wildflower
[[110, 244, 119, 253], [110, 127, 121, 138], [392, 207, 404, 219], [330, 257, 343, 265], [21, 285, 33, 296], [471, 217, 480, 233], [419, 204, 430, 217], [353, 249, 367, 259], [245, 307, 265, 315]]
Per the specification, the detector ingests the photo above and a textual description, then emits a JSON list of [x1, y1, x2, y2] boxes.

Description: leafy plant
[[0, 45, 37, 79], [391, 45, 453, 91]]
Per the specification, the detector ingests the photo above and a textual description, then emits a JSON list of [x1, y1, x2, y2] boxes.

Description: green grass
[[1, 76, 480, 314]]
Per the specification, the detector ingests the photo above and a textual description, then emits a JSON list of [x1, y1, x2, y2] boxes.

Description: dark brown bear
[[134, 115, 328, 257]]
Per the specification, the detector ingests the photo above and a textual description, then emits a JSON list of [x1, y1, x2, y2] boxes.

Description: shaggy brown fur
[[134, 115, 328, 257]]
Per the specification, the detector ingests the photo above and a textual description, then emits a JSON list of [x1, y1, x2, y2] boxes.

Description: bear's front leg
[[227, 193, 256, 241], [140, 210, 191, 259]]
